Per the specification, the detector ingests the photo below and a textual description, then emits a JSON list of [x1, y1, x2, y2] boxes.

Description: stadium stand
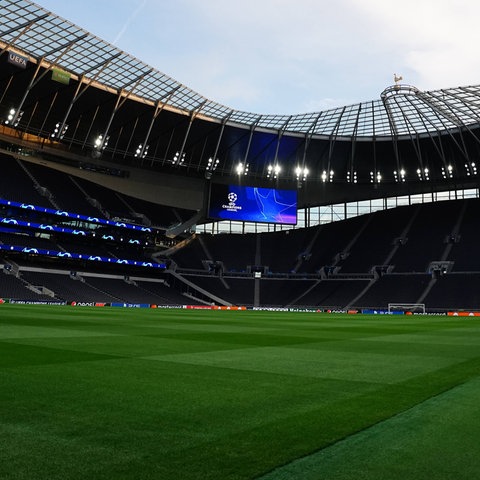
[[291, 279, 372, 309], [351, 274, 431, 310], [0, 153, 54, 208], [0, 270, 59, 301], [388, 201, 463, 273], [3, 188, 480, 311], [423, 273, 480, 310], [259, 278, 318, 307], [296, 216, 368, 274], [134, 278, 189, 305], [21, 160, 102, 216], [72, 177, 137, 221], [19, 270, 121, 303], [448, 199, 480, 272], [259, 228, 318, 274], [337, 205, 417, 273]]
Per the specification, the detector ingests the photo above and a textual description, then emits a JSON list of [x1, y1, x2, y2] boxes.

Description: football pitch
[[2, 305, 480, 480]]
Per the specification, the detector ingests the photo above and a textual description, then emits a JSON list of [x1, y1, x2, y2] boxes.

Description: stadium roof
[[1, 0, 480, 214], [3, 0, 480, 140]]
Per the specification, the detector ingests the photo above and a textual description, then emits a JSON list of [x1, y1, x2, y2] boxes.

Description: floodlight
[[236, 162, 248, 175], [51, 122, 68, 139], [4, 108, 23, 127], [94, 134, 109, 150], [206, 157, 220, 172], [295, 166, 309, 181], [172, 151, 185, 165], [134, 143, 149, 158], [267, 164, 281, 179]]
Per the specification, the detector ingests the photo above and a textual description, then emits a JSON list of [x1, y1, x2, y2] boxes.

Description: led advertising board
[[208, 184, 297, 225]]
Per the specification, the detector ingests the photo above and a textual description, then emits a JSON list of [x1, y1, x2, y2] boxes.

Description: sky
[[35, 0, 480, 115]]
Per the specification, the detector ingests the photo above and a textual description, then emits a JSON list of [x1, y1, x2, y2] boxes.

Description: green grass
[[1, 305, 480, 479]]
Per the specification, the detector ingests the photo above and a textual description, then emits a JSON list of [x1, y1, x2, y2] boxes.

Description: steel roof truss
[[80, 52, 122, 76], [176, 103, 208, 167], [301, 112, 324, 166], [404, 95, 447, 168], [210, 111, 233, 171], [416, 95, 470, 161], [41, 33, 88, 61], [416, 91, 462, 129], [273, 116, 292, 166], [394, 97, 424, 167], [349, 104, 362, 179], [436, 91, 480, 150], [0, 13, 49, 56], [97, 69, 154, 150], [327, 107, 346, 170], [405, 96, 446, 166], [0, 13, 47, 37], [242, 116, 262, 170], [57, 55, 124, 143]]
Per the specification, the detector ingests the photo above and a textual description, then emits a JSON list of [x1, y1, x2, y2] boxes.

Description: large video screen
[[208, 184, 297, 224]]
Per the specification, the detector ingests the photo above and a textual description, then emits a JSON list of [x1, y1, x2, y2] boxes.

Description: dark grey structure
[[1, 0, 480, 222]]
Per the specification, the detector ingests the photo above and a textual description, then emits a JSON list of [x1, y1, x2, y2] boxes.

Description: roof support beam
[[405, 96, 447, 169], [120, 69, 153, 91], [433, 90, 480, 150], [97, 69, 154, 151], [242, 116, 262, 175], [8, 34, 88, 126], [349, 104, 362, 180], [416, 97, 470, 161], [56, 54, 123, 147], [80, 52, 122, 76], [122, 116, 139, 159], [301, 112, 323, 166], [441, 90, 480, 123], [372, 102, 378, 180], [138, 88, 182, 163], [381, 95, 401, 171], [416, 91, 462, 128], [8, 59, 43, 127], [327, 107, 346, 172], [394, 97, 424, 167], [174, 100, 208, 167], [209, 110, 233, 173], [0, 14, 50, 56], [41, 33, 88, 59], [273, 116, 292, 166]]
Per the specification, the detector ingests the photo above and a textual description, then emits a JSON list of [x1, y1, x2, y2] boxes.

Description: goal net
[[388, 303, 426, 314]]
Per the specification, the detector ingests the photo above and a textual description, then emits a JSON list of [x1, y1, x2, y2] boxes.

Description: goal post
[[388, 303, 426, 314]]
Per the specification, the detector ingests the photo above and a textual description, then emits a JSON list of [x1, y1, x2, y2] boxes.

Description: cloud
[[36, 0, 480, 114], [112, 0, 148, 45], [348, 0, 480, 89]]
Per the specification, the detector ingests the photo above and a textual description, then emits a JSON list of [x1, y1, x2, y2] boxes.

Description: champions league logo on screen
[[209, 184, 297, 224], [222, 192, 243, 213]]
